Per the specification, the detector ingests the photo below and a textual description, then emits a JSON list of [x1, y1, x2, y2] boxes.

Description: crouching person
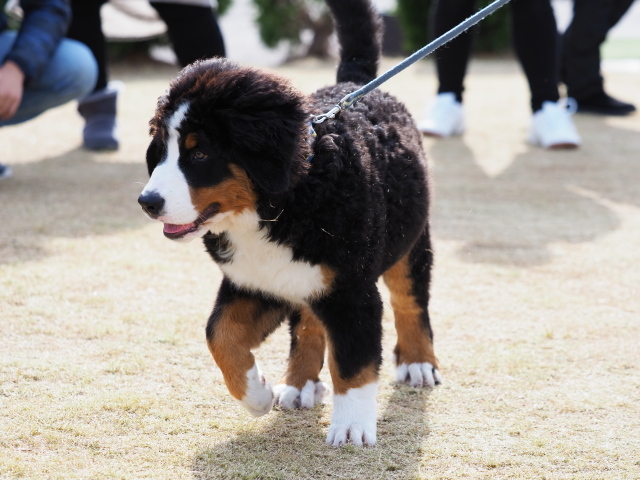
[[0, 0, 98, 180]]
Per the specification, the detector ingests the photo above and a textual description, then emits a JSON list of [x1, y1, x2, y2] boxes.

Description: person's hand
[[0, 61, 25, 121]]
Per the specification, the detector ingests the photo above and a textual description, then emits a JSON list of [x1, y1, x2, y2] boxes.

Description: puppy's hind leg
[[273, 307, 328, 410], [383, 228, 442, 388], [206, 279, 286, 416]]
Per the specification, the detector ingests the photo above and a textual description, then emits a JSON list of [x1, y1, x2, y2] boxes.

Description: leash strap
[[311, 0, 513, 124]]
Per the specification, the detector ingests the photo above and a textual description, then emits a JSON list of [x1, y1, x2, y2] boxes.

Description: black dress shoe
[[576, 92, 636, 116]]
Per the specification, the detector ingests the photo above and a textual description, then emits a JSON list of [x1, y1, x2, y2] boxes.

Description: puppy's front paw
[[237, 364, 275, 416], [326, 383, 378, 447], [395, 362, 442, 388], [274, 380, 328, 409], [326, 421, 376, 447]]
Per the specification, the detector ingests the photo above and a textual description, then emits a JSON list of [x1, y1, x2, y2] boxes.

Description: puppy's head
[[138, 58, 309, 241]]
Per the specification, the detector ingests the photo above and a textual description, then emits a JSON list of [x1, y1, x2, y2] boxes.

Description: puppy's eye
[[193, 151, 208, 161]]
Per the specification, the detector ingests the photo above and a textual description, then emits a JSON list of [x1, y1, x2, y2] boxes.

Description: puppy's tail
[[326, 0, 382, 85]]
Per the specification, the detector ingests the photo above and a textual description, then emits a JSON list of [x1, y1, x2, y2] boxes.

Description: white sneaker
[[417, 92, 465, 138], [529, 100, 581, 149]]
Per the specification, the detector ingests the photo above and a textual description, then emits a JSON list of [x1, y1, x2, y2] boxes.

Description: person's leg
[[66, 0, 121, 150], [510, 0, 559, 112], [0, 33, 97, 127], [562, 0, 635, 114], [562, 0, 606, 99], [150, 2, 226, 67], [66, 0, 110, 94], [431, 0, 476, 102], [606, 0, 637, 27], [509, 0, 580, 149], [417, 0, 474, 137]]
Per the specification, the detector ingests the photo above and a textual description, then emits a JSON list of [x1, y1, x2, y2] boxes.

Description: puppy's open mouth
[[163, 203, 220, 240]]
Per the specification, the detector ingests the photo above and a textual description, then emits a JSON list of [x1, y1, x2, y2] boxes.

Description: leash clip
[[311, 104, 342, 124]]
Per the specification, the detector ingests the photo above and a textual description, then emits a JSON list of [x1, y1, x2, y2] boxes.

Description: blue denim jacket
[[0, 0, 71, 84]]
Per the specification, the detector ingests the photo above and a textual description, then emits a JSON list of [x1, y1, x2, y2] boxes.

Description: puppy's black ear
[[179, 63, 308, 193], [145, 136, 164, 175], [235, 151, 294, 195], [242, 160, 291, 194], [231, 114, 304, 194]]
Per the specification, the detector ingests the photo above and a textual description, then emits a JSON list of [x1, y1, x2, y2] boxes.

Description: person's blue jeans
[[0, 31, 97, 127]]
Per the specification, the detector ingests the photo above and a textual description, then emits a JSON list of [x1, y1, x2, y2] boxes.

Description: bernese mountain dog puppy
[[138, 0, 441, 446]]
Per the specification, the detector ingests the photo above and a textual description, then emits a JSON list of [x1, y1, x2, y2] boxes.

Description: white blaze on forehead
[[141, 102, 198, 225], [165, 102, 190, 167]]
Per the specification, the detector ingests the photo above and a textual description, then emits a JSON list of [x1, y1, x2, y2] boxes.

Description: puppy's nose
[[138, 191, 165, 218]]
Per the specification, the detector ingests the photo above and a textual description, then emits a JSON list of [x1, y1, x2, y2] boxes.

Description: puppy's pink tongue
[[163, 223, 194, 234]]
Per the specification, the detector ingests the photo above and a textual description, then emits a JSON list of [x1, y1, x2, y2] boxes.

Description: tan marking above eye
[[185, 132, 198, 150]]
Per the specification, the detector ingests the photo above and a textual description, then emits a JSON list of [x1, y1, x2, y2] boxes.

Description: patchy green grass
[[1, 59, 639, 479]]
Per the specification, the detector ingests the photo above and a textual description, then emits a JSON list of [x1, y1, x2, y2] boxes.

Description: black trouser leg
[[431, 0, 476, 103], [67, 0, 110, 93], [432, 0, 560, 111], [562, 0, 635, 100], [511, 0, 560, 112], [150, 3, 226, 67]]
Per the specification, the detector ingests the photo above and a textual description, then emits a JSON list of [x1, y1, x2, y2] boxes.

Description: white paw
[[237, 364, 274, 416], [326, 383, 378, 447], [395, 362, 442, 388], [273, 380, 328, 409]]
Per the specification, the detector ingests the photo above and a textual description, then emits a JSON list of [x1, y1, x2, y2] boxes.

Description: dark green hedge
[[395, 0, 511, 55]]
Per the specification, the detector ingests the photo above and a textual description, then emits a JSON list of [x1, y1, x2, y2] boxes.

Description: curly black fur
[[143, 0, 436, 417]]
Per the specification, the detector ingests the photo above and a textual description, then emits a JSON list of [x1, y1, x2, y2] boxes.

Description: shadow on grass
[[0, 147, 149, 265], [429, 119, 639, 267], [192, 384, 434, 480]]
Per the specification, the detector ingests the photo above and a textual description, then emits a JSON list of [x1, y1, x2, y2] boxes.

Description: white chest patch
[[215, 210, 327, 304]]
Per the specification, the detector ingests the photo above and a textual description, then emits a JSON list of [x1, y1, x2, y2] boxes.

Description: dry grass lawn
[[1, 58, 639, 479]]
